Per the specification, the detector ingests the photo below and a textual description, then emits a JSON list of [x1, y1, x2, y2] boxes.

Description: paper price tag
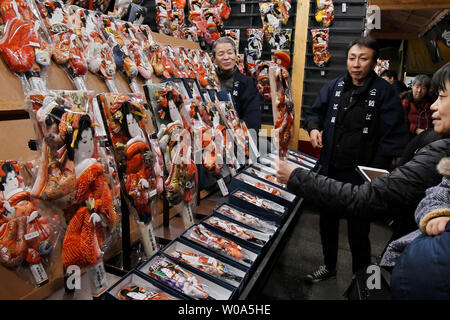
[[248, 135, 260, 158], [149, 189, 157, 198], [130, 81, 140, 93], [217, 178, 229, 197], [241, 4, 246, 13], [229, 166, 237, 177], [342, 3, 347, 13], [92, 99, 107, 138], [24, 231, 39, 241], [181, 205, 194, 227], [89, 261, 108, 297], [30, 263, 48, 286], [29, 41, 41, 47]]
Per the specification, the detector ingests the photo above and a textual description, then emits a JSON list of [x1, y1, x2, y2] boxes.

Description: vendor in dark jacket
[[293, 37, 409, 282], [277, 62, 450, 282], [212, 37, 261, 133]]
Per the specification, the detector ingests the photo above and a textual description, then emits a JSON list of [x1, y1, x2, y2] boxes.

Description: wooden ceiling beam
[[368, 0, 450, 10], [369, 31, 419, 40], [419, 9, 450, 37]]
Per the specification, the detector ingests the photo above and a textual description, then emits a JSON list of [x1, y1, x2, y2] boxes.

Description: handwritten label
[[149, 189, 157, 198], [92, 99, 107, 137], [30, 263, 48, 286], [147, 223, 157, 252], [89, 261, 108, 298], [217, 178, 229, 197], [25, 231, 39, 241], [182, 205, 194, 227], [248, 135, 260, 158]]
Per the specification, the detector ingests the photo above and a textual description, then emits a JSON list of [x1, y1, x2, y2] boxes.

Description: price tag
[[256, 199, 264, 207], [241, 4, 246, 13], [229, 166, 237, 177], [147, 223, 157, 252], [89, 261, 108, 298], [29, 41, 41, 47], [30, 263, 49, 286], [182, 204, 194, 227], [217, 178, 229, 197], [321, 70, 326, 77], [130, 81, 140, 93], [342, 3, 347, 13], [248, 135, 260, 158], [25, 231, 39, 241], [149, 189, 157, 198]]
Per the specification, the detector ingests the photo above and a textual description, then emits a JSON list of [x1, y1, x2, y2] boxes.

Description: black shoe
[[305, 265, 337, 283]]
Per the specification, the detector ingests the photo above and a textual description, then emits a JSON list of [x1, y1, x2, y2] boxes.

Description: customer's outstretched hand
[[276, 159, 299, 185]]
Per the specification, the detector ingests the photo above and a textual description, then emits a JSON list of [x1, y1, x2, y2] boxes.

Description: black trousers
[[320, 166, 372, 274]]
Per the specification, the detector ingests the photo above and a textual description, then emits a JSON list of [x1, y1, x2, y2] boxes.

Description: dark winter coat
[[303, 71, 409, 175]]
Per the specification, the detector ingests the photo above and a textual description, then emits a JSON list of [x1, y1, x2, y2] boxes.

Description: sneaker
[[305, 265, 336, 283]]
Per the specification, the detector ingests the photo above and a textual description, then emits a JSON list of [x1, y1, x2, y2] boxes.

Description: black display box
[[181, 224, 260, 270], [103, 270, 186, 300], [213, 202, 279, 237], [160, 238, 248, 293], [137, 252, 236, 300], [241, 164, 289, 191], [201, 214, 272, 253], [228, 188, 289, 225], [228, 172, 297, 210]]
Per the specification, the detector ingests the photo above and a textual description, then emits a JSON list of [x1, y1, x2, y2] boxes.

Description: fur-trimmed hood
[[437, 157, 450, 176]]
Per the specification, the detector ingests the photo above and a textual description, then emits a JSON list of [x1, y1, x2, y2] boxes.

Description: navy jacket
[[230, 71, 262, 133], [391, 221, 450, 299], [303, 72, 409, 175]]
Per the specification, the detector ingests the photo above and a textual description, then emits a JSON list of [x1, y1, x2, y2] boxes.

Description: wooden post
[[291, 0, 311, 146]]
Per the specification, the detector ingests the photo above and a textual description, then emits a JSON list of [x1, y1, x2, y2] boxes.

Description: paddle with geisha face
[[115, 21, 154, 91], [0, 160, 59, 286], [97, 93, 160, 257], [0, 0, 51, 93], [37, 0, 88, 90], [97, 15, 140, 92], [59, 109, 120, 297]]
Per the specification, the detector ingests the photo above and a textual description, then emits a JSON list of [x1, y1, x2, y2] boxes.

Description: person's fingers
[[438, 219, 447, 234]]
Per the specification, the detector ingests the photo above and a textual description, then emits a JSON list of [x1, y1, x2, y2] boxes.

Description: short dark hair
[[212, 37, 237, 57], [431, 62, 450, 93], [347, 37, 379, 64], [380, 70, 398, 80]]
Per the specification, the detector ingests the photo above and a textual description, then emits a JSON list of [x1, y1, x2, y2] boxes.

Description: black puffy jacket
[[287, 138, 450, 237]]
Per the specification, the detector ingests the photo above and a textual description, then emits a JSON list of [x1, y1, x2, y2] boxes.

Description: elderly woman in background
[[401, 74, 433, 138]]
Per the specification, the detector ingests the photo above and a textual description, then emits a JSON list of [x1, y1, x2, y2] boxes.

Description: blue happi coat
[[303, 73, 409, 175]]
